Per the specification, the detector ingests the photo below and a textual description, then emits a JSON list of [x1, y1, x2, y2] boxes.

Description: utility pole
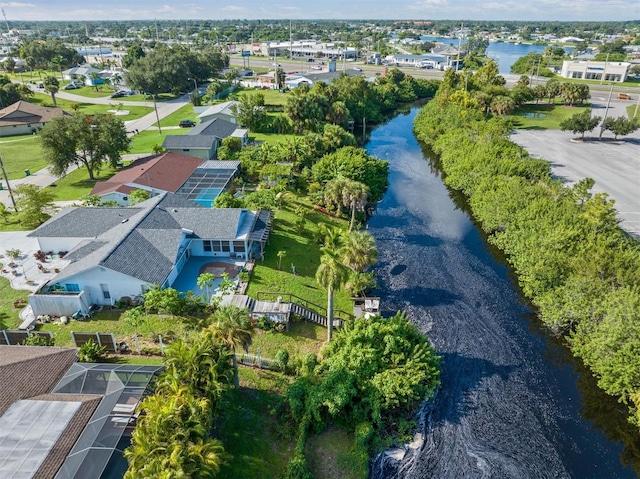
[[600, 53, 609, 85], [455, 23, 463, 72], [599, 82, 615, 139], [0, 155, 17, 211], [2, 9, 9, 33]]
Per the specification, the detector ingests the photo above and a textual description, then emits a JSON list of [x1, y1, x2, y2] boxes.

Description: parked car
[[110, 91, 127, 98], [36, 82, 44, 89], [307, 58, 315, 62], [353, 67, 363, 72], [617, 93, 631, 100], [179, 120, 196, 128], [63, 83, 79, 90]]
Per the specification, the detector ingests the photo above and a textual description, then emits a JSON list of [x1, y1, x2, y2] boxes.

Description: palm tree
[[316, 247, 348, 342], [207, 305, 254, 387], [341, 179, 369, 232], [340, 230, 378, 273], [50, 55, 64, 82], [89, 72, 101, 92], [160, 334, 233, 406], [197, 272, 216, 304]]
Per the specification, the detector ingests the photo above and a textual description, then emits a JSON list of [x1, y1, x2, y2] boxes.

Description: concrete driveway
[[512, 116, 640, 238]]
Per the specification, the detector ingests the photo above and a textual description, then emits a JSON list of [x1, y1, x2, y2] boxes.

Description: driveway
[[512, 126, 640, 238]]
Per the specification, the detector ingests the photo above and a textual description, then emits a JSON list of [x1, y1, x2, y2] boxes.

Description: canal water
[[365, 108, 640, 479]]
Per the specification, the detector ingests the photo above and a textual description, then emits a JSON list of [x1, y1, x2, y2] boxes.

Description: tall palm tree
[[316, 248, 348, 342], [43, 75, 59, 106], [207, 305, 254, 387], [340, 230, 378, 273], [341, 179, 370, 232]]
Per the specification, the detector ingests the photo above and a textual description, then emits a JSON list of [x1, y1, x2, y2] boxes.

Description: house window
[[221, 241, 231, 252], [65, 283, 80, 292], [233, 241, 246, 252], [212, 241, 222, 252], [203, 240, 212, 252], [100, 283, 111, 300]]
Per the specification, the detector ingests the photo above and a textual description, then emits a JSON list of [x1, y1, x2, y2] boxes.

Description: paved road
[[512, 100, 640, 238]]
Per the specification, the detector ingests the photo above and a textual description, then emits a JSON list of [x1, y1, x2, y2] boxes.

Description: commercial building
[[560, 61, 630, 82]]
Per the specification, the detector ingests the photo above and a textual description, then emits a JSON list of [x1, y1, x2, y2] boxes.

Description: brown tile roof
[[30, 394, 101, 479], [0, 346, 77, 416], [0, 100, 69, 127], [90, 152, 204, 196]]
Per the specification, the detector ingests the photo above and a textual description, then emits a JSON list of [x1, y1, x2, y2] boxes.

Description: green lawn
[[155, 103, 196, 128], [219, 368, 294, 478], [30, 93, 153, 120], [306, 428, 367, 479], [627, 104, 639, 119], [0, 275, 29, 329], [507, 102, 590, 130], [248, 319, 326, 359], [37, 310, 192, 348], [246, 196, 352, 316], [64, 86, 176, 103], [237, 88, 290, 106], [128, 129, 187, 154], [0, 134, 47, 179], [48, 166, 119, 201]]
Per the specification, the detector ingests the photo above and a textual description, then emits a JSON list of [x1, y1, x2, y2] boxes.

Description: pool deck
[[170, 256, 245, 297]]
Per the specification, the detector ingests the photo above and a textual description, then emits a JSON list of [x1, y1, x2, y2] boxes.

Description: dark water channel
[[365, 108, 640, 479]]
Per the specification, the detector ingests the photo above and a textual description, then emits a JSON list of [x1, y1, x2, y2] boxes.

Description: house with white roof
[[196, 100, 239, 124], [162, 118, 248, 161]]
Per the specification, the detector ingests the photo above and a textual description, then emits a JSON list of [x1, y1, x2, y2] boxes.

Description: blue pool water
[[195, 188, 223, 207]]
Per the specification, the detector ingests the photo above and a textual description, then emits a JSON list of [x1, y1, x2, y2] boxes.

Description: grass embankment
[[246, 195, 352, 315], [627, 104, 638, 119], [507, 102, 590, 130], [238, 88, 290, 106]]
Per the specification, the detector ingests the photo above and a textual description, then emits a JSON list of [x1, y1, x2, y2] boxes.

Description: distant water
[[417, 36, 572, 74]]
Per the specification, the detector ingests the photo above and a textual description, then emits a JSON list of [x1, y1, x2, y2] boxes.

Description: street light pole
[[0, 155, 17, 211]]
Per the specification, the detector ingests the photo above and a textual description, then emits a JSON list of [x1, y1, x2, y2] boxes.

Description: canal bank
[[365, 107, 639, 478]]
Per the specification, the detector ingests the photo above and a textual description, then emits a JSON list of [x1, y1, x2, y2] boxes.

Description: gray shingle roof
[[191, 118, 238, 138], [28, 207, 143, 238], [163, 134, 216, 149], [40, 193, 266, 287]]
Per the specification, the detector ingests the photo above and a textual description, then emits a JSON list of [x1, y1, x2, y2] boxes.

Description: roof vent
[[121, 218, 129, 223]]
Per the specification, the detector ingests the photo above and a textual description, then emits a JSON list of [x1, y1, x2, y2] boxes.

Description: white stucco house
[[27, 193, 272, 316]]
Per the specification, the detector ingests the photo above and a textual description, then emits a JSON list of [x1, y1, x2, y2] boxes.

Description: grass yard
[[306, 427, 368, 479], [128, 129, 187, 154], [155, 103, 196, 128], [37, 310, 192, 348], [0, 134, 46, 180], [507, 102, 590, 130], [30, 93, 153, 120], [219, 368, 294, 478], [246, 196, 352, 315], [237, 88, 290, 106], [48, 166, 119, 201], [627, 104, 639, 119], [248, 319, 326, 359], [65, 87, 176, 103], [0, 275, 29, 329]]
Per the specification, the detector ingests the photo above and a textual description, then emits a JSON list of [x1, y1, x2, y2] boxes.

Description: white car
[[353, 67, 363, 72]]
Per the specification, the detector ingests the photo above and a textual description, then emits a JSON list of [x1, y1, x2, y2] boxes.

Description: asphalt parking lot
[[511, 99, 640, 238]]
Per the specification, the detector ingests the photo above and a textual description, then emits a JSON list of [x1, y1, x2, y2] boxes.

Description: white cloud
[[0, 2, 35, 7]]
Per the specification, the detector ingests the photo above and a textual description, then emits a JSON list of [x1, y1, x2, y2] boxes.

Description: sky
[[0, 0, 634, 22]]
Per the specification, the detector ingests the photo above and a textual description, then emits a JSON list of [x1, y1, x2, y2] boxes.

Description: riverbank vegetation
[[414, 78, 640, 426]]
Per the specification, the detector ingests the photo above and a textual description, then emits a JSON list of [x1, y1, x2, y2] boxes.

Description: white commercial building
[[560, 61, 630, 82]]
